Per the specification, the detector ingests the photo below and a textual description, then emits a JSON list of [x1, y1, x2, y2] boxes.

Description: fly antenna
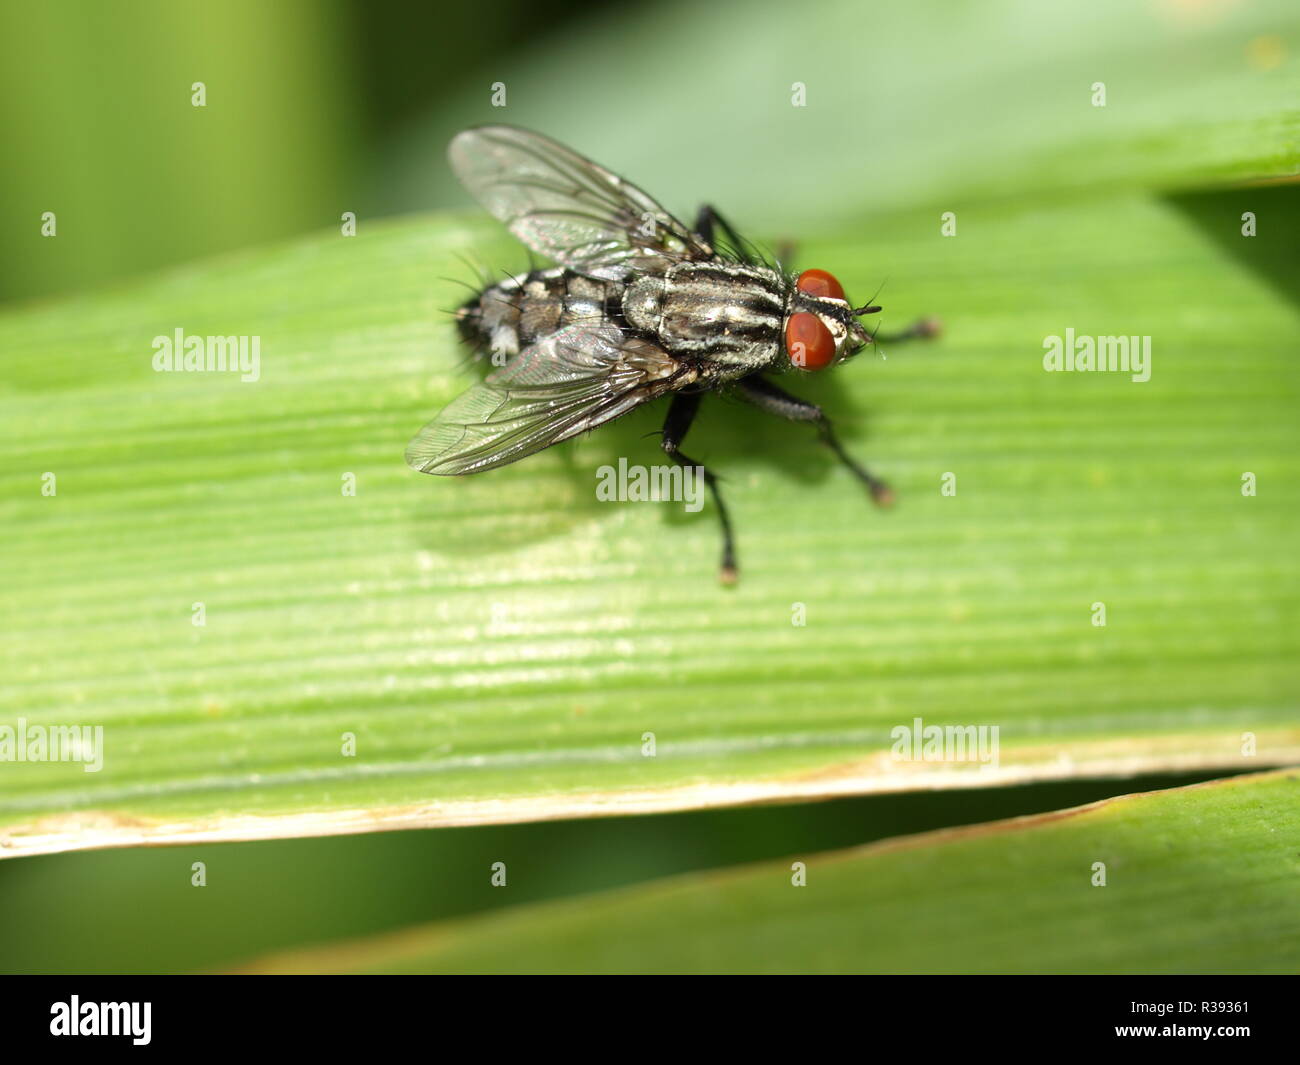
[[852, 278, 888, 317]]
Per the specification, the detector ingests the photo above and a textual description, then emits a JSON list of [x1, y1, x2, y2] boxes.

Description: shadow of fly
[[406, 125, 938, 583]]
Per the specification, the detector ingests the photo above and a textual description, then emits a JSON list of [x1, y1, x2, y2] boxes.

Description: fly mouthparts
[[851, 304, 882, 316]]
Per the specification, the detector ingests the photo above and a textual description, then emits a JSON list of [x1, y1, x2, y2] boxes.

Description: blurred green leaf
[[0, 774, 1224, 973], [2, 176, 1296, 856], [235, 769, 1300, 974], [390, 0, 1300, 228], [0, 0, 358, 302]]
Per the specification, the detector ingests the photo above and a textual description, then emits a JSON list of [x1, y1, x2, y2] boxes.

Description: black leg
[[694, 204, 751, 263], [734, 375, 895, 506], [660, 392, 738, 584], [870, 316, 942, 346], [694, 204, 800, 267]]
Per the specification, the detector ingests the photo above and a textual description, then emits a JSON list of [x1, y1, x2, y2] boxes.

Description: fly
[[406, 125, 938, 583]]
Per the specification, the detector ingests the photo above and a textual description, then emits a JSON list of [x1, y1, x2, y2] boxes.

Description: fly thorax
[[653, 263, 786, 365]]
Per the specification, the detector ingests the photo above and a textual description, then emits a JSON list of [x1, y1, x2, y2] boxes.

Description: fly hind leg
[[660, 392, 738, 584], [693, 205, 754, 263], [734, 375, 895, 506], [694, 204, 798, 267]]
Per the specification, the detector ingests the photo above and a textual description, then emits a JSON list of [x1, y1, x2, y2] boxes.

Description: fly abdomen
[[457, 268, 619, 360]]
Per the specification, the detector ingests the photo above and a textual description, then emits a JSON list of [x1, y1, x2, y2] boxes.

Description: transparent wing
[[449, 125, 713, 280], [406, 324, 696, 476]]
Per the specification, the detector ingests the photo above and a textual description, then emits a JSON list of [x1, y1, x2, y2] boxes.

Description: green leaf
[[1, 178, 1296, 857], [234, 769, 1300, 974]]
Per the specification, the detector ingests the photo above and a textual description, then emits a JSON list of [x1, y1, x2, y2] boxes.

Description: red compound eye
[[785, 312, 836, 370], [796, 268, 846, 302]]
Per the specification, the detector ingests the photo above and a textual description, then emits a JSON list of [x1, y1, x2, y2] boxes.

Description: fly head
[[783, 268, 882, 372]]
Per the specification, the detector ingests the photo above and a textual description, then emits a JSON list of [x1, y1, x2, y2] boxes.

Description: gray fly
[[406, 125, 938, 582]]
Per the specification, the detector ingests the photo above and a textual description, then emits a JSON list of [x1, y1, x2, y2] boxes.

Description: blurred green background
[[0, 0, 1295, 972], [0, 0, 611, 305]]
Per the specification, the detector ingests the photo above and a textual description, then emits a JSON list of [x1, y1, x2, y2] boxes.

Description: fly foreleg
[[660, 392, 738, 584], [734, 375, 895, 506]]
